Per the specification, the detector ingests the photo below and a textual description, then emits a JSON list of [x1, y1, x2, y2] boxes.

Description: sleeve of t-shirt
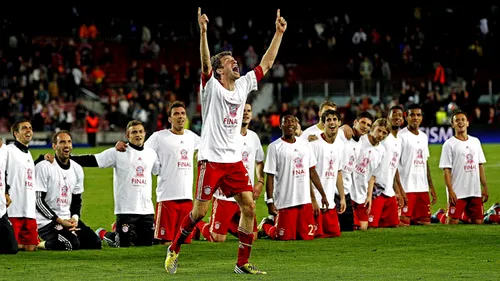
[[254, 135, 265, 163], [35, 161, 50, 192], [94, 148, 117, 168], [263, 143, 277, 175], [307, 142, 318, 168], [439, 141, 453, 169], [476, 138, 487, 164], [73, 165, 84, 194], [144, 132, 158, 152]]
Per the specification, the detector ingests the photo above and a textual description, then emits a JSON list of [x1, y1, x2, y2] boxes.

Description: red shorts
[[269, 203, 315, 240], [209, 198, 257, 235], [154, 200, 193, 242], [195, 161, 252, 201], [353, 201, 369, 227], [9, 217, 39, 245], [447, 197, 484, 222], [400, 192, 431, 224], [314, 209, 341, 238], [369, 195, 400, 228]]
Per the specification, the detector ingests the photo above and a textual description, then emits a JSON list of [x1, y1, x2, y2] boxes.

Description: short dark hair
[[52, 130, 72, 144], [451, 110, 468, 122], [126, 120, 144, 131], [389, 105, 404, 113], [321, 109, 341, 123], [356, 111, 374, 122], [11, 119, 31, 139], [406, 103, 422, 114], [211, 51, 232, 79], [280, 111, 295, 125], [168, 101, 186, 117]]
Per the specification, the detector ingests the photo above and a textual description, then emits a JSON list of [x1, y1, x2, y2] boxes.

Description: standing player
[[335, 111, 373, 231], [259, 111, 328, 240], [310, 109, 346, 238], [199, 103, 265, 242], [0, 139, 18, 254], [350, 118, 389, 230], [369, 106, 406, 228], [438, 110, 489, 224], [164, 7, 286, 275], [300, 101, 337, 141], [398, 104, 437, 226], [35, 131, 102, 250], [70, 120, 160, 247], [6, 120, 38, 251]]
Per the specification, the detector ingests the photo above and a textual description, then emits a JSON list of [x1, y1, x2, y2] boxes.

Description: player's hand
[[198, 7, 209, 33], [5, 194, 11, 207], [396, 192, 405, 208], [448, 190, 457, 206], [115, 141, 127, 152], [44, 153, 55, 163], [482, 190, 489, 203], [338, 197, 346, 214], [430, 187, 437, 205], [341, 124, 353, 140], [307, 134, 318, 142], [312, 200, 320, 216], [320, 195, 329, 211], [364, 197, 372, 214], [267, 203, 278, 216], [68, 217, 79, 228], [253, 181, 264, 201], [276, 9, 287, 33]]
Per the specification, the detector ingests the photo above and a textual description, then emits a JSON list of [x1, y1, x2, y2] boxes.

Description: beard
[[391, 125, 401, 130]]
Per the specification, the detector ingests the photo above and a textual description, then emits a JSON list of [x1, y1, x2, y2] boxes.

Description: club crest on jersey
[[215, 221, 221, 230], [228, 103, 240, 117], [27, 168, 33, 180], [136, 166, 144, 177], [55, 224, 63, 231], [242, 151, 249, 162], [180, 149, 188, 160], [122, 224, 129, 233], [294, 157, 303, 169], [466, 153, 474, 164], [413, 148, 425, 166], [278, 228, 285, 236], [203, 186, 211, 195], [61, 185, 68, 197]]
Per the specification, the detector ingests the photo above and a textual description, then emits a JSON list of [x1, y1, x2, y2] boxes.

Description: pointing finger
[[198, 7, 201, 17], [277, 9, 280, 19]]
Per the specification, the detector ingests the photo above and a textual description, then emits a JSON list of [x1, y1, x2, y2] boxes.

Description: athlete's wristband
[[266, 198, 274, 204]]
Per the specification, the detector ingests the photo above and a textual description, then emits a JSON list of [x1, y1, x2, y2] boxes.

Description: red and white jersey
[[351, 135, 385, 204], [439, 135, 486, 199], [398, 127, 430, 193], [6, 143, 36, 218], [145, 129, 200, 202], [375, 134, 402, 197], [197, 70, 258, 163], [264, 137, 316, 210], [337, 128, 361, 195], [310, 135, 344, 209], [214, 129, 264, 202], [0, 145, 7, 217], [95, 146, 159, 215], [35, 160, 84, 228]]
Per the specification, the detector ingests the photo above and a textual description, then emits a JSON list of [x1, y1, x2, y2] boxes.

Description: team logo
[[136, 166, 144, 177], [61, 185, 68, 197], [55, 224, 63, 231], [161, 228, 165, 235], [328, 159, 335, 170], [348, 155, 355, 166], [27, 168, 33, 180], [368, 215, 374, 222], [360, 155, 370, 168], [122, 224, 129, 233], [242, 151, 249, 162], [180, 149, 188, 160], [228, 103, 240, 117], [449, 207, 456, 214], [416, 149, 423, 159], [294, 157, 303, 169], [402, 206, 408, 213], [215, 222, 221, 230], [392, 152, 398, 163], [278, 228, 285, 236], [203, 186, 211, 195], [466, 153, 474, 164]]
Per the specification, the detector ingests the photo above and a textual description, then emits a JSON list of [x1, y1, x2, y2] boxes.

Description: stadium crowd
[[0, 4, 499, 137]]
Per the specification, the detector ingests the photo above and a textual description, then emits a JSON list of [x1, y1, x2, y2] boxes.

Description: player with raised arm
[[309, 109, 346, 238], [369, 106, 406, 228], [164, 7, 286, 275], [199, 103, 265, 242], [398, 104, 437, 226], [438, 110, 489, 224]]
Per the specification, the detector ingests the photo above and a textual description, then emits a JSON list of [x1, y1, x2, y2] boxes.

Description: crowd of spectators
[[0, 4, 498, 141]]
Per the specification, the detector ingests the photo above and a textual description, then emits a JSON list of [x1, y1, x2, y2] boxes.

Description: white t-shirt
[[197, 71, 258, 163], [0, 146, 7, 217], [95, 146, 160, 215], [398, 127, 430, 193], [214, 129, 264, 202], [310, 135, 344, 209], [145, 129, 200, 202], [300, 124, 322, 141], [6, 143, 36, 219], [337, 130, 361, 195], [375, 134, 402, 197], [439, 135, 486, 199], [351, 135, 385, 204], [264, 137, 316, 210], [35, 160, 84, 228]]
